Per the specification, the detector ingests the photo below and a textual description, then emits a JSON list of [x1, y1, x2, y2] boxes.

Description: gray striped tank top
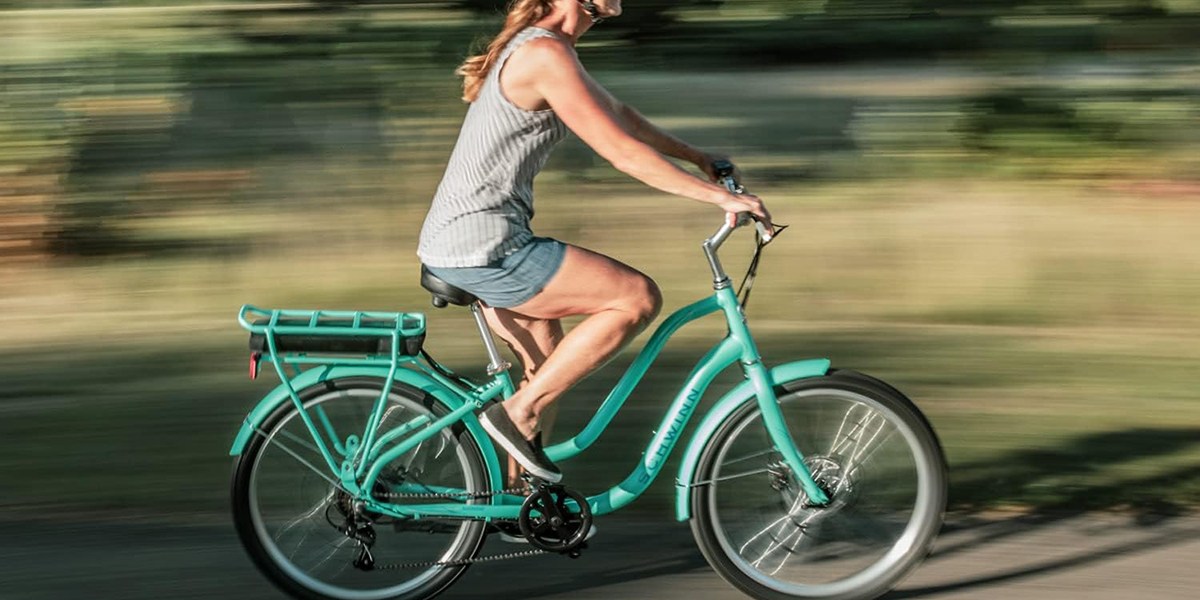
[[417, 27, 571, 268]]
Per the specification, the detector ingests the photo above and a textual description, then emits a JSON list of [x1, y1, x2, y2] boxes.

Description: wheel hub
[[768, 454, 855, 512]]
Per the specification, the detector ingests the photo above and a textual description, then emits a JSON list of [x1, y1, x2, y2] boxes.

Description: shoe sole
[[479, 411, 563, 483]]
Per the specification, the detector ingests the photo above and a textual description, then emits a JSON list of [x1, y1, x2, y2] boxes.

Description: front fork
[[722, 289, 831, 507], [744, 362, 831, 506]]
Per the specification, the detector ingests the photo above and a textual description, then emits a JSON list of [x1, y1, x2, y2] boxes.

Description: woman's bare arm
[[570, 70, 716, 168], [520, 37, 770, 224], [607, 92, 707, 165]]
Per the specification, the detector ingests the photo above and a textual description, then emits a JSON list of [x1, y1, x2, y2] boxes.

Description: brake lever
[[754, 219, 774, 243]]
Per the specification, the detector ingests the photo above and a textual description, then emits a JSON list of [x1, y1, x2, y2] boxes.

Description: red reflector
[[249, 352, 261, 380]]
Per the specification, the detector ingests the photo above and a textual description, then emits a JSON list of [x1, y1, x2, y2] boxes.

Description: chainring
[[517, 484, 593, 553]]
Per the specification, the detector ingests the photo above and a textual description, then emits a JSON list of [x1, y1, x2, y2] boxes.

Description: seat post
[[469, 302, 511, 376]]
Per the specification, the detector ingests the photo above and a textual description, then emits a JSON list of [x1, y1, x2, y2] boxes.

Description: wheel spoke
[[275, 488, 336, 548], [693, 466, 773, 486], [720, 448, 781, 468], [842, 429, 897, 490], [254, 425, 349, 492], [738, 485, 812, 555]]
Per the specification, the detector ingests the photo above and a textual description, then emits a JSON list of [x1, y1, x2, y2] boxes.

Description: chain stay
[[359, 478, 590, 569], [362, 484, 547, 570]]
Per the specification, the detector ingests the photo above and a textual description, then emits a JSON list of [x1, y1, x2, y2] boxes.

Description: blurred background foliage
[[1, 0, 1198, 520]]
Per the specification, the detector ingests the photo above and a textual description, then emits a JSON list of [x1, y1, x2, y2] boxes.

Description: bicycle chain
[[364, 484, 553, 569], [376, 484, 530, 501], [374, 548, 548, 570]]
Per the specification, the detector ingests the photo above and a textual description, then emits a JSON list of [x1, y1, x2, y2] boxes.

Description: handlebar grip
[[754, 218, 773, 242], [711, 159, 735, 178]]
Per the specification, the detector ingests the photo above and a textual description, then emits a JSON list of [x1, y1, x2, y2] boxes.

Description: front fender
[[228, 365, 504, 492], [674, 358, 831, 521]]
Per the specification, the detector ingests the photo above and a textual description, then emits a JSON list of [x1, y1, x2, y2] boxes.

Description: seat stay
[[358, 374, 512, 496], [353, 333, 404, 479], [360, 367, 514, 465], [359, 399, 481, 495]]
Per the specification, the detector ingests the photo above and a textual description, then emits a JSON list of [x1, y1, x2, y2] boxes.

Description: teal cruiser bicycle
[[230, 165, 948, 600]]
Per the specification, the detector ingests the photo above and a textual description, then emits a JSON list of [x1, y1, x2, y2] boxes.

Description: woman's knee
[[624, 276, 662, 326]]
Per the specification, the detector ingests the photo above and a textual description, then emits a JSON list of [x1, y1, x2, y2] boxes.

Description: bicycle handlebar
[[701, 159, 773, 286], [708, 160, 772, 249]]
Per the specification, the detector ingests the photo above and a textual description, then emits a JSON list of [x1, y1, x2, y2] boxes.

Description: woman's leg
[[482, 308, 564, 486], [495, 244, 662, 438]]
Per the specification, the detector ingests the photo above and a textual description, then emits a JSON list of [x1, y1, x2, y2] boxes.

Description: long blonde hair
[[457, 0, 556, 102]]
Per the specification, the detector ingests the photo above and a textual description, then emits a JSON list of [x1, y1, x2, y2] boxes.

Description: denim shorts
[[424, 237, 568, 309]]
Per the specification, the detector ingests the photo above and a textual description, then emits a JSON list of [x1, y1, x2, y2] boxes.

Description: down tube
[[586, 336, 742, 515]]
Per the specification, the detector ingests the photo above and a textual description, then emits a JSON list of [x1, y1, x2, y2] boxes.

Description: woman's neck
[[533, 3, 593, 44]]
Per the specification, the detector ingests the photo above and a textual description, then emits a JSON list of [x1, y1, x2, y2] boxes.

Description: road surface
[[2, 511, 1197, 599]]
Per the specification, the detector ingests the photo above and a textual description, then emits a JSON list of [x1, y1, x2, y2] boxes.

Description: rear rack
[[238, 304, 427, 372]]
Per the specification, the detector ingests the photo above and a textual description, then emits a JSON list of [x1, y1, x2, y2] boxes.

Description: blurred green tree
[[456, 0, 725, 38]]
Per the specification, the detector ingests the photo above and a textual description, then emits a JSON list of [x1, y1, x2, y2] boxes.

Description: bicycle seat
[[420, 266, 478, 308]]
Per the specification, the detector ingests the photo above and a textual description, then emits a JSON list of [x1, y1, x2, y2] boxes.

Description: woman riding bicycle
[[417, 0, 773, 486]]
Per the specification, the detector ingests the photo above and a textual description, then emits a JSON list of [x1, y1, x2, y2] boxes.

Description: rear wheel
[[690, 371, 947, 600], [232, 377, 489, 600]]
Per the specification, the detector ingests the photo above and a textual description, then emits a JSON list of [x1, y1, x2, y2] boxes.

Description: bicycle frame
[[234, 220, 833, 525]]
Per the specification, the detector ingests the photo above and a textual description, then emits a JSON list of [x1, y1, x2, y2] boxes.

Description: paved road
[[2, 512, 1197, 599]]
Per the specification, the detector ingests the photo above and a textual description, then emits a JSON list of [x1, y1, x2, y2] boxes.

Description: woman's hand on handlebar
[[698, 155, 774, 238], [718, 192, 774, 238]]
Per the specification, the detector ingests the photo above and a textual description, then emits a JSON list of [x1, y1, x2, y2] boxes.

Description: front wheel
[[690, 371, 947, 600]]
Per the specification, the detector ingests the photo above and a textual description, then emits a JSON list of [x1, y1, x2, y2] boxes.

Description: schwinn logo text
[[638, 387, 702, 483]]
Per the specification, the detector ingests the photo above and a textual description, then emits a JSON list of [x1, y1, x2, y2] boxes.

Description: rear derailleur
[[330, 496, 378, 572]]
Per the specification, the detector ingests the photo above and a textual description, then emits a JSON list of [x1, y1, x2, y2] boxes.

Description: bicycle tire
[[231, 377, 489, 600], [690, 370, 947, 600]]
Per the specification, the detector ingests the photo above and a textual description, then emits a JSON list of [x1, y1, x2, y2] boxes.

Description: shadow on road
[[881, 426, 1200, 598], [951, 427, 1200, 514], [887, 512, 1200, 598], [442, 521, 712, 600]]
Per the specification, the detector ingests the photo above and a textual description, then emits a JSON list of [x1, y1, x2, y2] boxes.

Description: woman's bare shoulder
[[510, 34, 580, 75]]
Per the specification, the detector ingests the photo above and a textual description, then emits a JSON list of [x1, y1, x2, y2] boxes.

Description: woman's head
[[579, 1, 623, 22], [456, 0, 623, 102]]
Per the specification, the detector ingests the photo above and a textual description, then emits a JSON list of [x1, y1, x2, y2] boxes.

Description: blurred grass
[[1, 2, 1199, 521], [2, 180, 1199, 520]]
